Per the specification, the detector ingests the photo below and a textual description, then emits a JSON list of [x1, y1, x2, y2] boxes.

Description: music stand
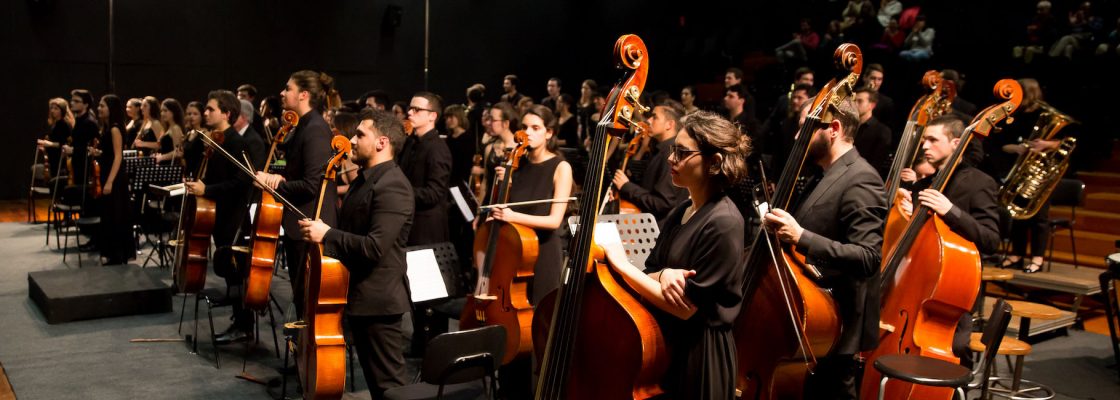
[[567, 213, 660, 269], [132, 165, 183, 268]]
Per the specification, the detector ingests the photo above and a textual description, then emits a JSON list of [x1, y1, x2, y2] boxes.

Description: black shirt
[[854, 116, 892, 180], [398, 128, 452, 245], [276, 109, 338, 239], [910, 165, 1001, 254]]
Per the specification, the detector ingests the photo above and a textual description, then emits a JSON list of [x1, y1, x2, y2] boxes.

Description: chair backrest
[[974, 299, 1013, 378], [1050, 178, 1085, 208], [421, 325, 506, 386]]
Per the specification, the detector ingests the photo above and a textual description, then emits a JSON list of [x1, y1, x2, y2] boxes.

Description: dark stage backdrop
[[2, 0, 1114, 199]]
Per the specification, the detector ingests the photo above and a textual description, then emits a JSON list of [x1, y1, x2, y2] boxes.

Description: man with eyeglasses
[[762, 98, 886, 399], [60, 89, 100, 210], [610, 101, 689, 224], [398, 92, 452, 246]]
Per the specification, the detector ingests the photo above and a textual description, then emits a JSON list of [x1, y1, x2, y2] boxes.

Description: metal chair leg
[[268, 301, 280, 358], [206, 297, 220, 369], [878, 376, 888, 400], [178, 294, 187, 334]]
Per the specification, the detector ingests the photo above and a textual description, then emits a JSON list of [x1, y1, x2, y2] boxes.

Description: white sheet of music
[[449, 186, 475, 223], [406, 249, 449, 302]]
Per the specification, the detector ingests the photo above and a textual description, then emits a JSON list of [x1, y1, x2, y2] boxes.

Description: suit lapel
[[794, 151, 855, 219]]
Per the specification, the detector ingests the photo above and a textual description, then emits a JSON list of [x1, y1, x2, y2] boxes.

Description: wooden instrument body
[[175, 194, 215, 293], [618, 199, 641, 214], [882, 191, 911, 253], [298, 244, 350, 400], [244, 191, 282, 310], [735, 248, 841, 399], [859, 215, 980, 400], [459, 219, 539, 364], [533, 251, 669, 399]]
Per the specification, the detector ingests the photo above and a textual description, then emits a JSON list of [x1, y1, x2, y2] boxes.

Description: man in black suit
[[256, 70, 338, 319], [185, 92, 268, 343], [853, 85, 892, 179], [398, 91, 451, 246], [764, 98, 886, 399], [864, 63, 898, 134], [299, 109, 413, 398], [611, 100, 689, 224]]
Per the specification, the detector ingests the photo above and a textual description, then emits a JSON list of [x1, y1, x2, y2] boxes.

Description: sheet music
[[406, 249, 449, 302], [449, 186, 475, 223]]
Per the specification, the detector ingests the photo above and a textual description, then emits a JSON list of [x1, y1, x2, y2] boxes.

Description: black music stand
[[132, 165, 183, 269]]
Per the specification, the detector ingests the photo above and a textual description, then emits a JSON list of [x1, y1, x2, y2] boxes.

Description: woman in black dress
[[37, 98, 74, 180], [94, 95, 137, 265], [132, 96, 163, 154], [555, 94, 579, 148], [154, 98, 184, 165], [490, 104, 573, 305], [124, 98, 143, 148], [602, 110, 751, 400]]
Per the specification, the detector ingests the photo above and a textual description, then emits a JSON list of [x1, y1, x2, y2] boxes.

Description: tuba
[[998, 101, 1077, 219]]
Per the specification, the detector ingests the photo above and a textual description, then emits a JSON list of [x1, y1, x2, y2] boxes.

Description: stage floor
[[0, 220, 1117, 399]]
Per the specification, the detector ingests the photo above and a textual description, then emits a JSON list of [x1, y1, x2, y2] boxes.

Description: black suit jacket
[[854, 116, 892, 180], [911, 165, 1001, 255], [618, 137, 688, 224], [398, 129, 451, 245], [793, 148, 886, 354], [202, 126, 267, 246], [323, 160, 415, 316], [276, 110, 337, 239]]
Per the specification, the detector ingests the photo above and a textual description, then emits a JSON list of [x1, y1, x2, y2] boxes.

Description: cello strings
[[197, 132, 310, 220]]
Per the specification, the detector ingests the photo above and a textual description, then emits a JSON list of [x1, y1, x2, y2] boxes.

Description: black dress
[[157, 132, 175, 165], [97, 127, 136, 264], [557, 115, 578, 149], [644, 192, 746, 400], [506, 154, 567, 305], [46, 120, 71, 177]]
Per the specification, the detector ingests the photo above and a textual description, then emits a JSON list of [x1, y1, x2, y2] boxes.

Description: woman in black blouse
[[602, 110, 751, 400]]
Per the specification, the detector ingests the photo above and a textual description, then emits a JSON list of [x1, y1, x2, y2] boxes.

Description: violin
[[733, 44, 863, 400], [173, 129, 224, 294], [297, 135, 352, 400], [244, 110, 298, 311], [859, 80, 1022, 400], [460, 130, 538, 364], [533, 34, 669, 399], [89, 136, 102, 198]]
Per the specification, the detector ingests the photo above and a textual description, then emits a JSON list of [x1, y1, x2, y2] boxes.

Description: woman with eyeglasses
[[600, 110, 751, 399], [476, 102, 520, 208]]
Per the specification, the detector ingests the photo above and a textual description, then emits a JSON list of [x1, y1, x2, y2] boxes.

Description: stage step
[[1047, 249, 1107, 268], [1050, 206, 1120, 235], [1077, 171, 1120, 189], [1084, 192, 1120, 213], [1049, 229, 1120, 258]]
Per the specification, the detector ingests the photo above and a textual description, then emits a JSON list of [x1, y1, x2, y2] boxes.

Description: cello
[[533, 34, 669, 400], [459, 130, 539, 364], [297, 135, 352, 400], [244, 110, 299, 310], [173, 129, 222, 294], [733, 44, 862, 400], [859, 79, 1022, 400]]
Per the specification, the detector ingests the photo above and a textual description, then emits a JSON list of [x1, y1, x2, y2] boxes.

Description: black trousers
[[349, 314, 408, 399], [804, 353, 860, 399], [1011, 202, 1050, 258], [285, 239, 310, 319], [213, 246, 253, 331]]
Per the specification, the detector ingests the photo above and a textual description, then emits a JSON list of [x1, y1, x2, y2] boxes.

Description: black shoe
[[214, 328, 253, 345], [1000, 258, 1023, 270], [1023, 261, 1044, 274]]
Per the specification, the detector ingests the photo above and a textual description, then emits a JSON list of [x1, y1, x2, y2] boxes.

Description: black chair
[[383, 325, 506, 400], [406, 242, 468, 357], [874, 299, 1014, 400], [1046, 178, 1085, 271], [1102, 249, 1120, 381]]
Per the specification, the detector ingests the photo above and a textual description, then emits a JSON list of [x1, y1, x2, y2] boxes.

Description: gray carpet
[[1, 222, 1118, 399]]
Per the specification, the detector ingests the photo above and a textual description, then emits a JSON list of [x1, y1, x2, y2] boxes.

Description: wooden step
[[1084, 184, 1120, 196], [1077, 171, 1120, 189], [1084, 192, 1120, 213], [1049, 229, 1120, 258], [1051, 206, 1120, 235], [1046, 249, 1107, 269]]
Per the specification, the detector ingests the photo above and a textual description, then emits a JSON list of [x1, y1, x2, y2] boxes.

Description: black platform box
[[29, 265, 173, 324]]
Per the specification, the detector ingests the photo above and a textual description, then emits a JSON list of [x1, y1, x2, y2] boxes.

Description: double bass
[[859, 80, 1022, 400], [459, 130, 538, 364], [615, 121, 650, 214], [533, 34, 669, 400], [733, 44, 862, 400], [244, 110, 299, 310], [297, 135, 353, 400], [173, 129, 223, 294]]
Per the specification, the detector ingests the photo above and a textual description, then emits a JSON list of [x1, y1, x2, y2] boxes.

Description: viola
[[460, 130, 538, 364], [173, 129, 224, 294], [733, 44, 863, 400], [244, 110, 298, 311], [859, 79, 1022, 400], [297, 135, 352, 400], [533, 34, 669, 400]]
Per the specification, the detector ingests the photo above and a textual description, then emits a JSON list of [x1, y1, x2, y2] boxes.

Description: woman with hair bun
[[601, 110, 751, 399]]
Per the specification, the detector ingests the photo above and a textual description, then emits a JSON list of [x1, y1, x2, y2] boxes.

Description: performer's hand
[[256, 171, 283, 190], [494, 166, 506, 181], [62, 145, 73, 155], [1028, 139, 1059, 153], [612, 169, 629, 189], [299, 219, 330, 243], [184, 181, 206, 196], [103, 180, 113, 195], [918, 189, 953, 216], [490, 206, 518, 224], [659, 268, 696, 310], [1002, 143, 1028, 155], [763, 208, 804, 244], [897, 188, 914, 217], [899, 168, 918, 183]]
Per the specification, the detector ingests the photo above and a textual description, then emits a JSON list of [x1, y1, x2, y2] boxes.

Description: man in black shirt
[[611, 101, 689, 224], [399, 92, 452, 246], [61, 89, 99, 208], [764, 98, 886, 399], [499, 74, 525, 105], [300, 109, 413, 399], [541, 77, 561, 111], [864, 63, 898, 134], [853, 85, 892, 179]]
